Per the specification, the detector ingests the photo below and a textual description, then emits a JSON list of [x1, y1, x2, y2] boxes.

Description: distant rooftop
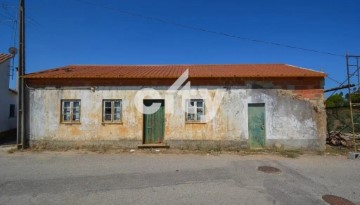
[[0, 53, 13, 64]]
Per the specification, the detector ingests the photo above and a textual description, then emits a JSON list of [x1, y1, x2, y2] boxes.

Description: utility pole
[[346, 53, 360, 159], [17, 0, 25, 149]]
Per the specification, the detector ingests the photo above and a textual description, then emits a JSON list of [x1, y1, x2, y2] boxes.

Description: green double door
[[248, 103, 266, 149], [143, 100, 165, 144]]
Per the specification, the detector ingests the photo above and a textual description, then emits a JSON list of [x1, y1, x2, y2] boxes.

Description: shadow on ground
[[0, 129, 16, 146]]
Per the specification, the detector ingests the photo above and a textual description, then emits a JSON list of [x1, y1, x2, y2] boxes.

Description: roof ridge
[[26, 65, 70, 75], [66, 63, 287, 67], [285, 64, 326, 75]]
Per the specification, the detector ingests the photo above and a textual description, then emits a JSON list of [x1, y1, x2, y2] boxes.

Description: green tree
[[350, 93, 360, 103], [326, 94, 346, 108]]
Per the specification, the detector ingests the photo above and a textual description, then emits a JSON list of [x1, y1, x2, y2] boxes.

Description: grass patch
[[324, 145, 350, 156], [278, 149, 303, 158], [6, 147, 17, 154]]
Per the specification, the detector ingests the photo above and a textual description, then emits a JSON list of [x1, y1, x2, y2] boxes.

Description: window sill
[[185, 121, 206, 124], [102, 122, 123, 125], [61, 122, 81, 125]]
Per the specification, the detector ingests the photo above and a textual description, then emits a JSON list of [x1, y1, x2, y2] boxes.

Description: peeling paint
[[28, 85, 326, 150]]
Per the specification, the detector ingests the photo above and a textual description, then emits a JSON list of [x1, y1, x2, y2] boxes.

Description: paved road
[[0, 150, 359, 205]]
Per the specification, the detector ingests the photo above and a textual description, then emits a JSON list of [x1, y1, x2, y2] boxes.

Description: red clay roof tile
[[24, 64, 326, 79]]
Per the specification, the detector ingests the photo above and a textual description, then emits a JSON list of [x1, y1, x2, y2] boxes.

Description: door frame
[[142, 99, 165, 144], [247, 103, 266, 149]]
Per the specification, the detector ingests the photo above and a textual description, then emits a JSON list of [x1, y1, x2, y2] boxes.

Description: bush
[[326, 94, 346, 108]]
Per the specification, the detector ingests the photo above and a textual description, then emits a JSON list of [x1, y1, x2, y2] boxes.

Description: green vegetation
[[277, 149, 303, 158], [326, 91, 360, 132], [326, 107, 360, 133], [325, 93, 346, 108]]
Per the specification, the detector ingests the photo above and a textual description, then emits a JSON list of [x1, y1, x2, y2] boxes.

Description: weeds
[[278, 149, 303, 158], [7, 148, 17, 154], [324, 145, 350, 156]]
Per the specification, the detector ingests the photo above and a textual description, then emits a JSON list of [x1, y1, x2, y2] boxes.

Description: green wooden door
[[248, 103, 265, 149], [143, 100, 165, 144]]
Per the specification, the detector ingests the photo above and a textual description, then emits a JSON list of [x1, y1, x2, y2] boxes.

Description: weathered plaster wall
[[28, 85, 326, 150], [0, 60, 17, 133]]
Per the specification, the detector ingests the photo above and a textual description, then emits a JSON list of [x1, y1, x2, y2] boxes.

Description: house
[[24, 64, 327, 150], [0, 53, 17, 139]]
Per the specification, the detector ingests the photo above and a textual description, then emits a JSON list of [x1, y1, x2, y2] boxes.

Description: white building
[[25, 64, 327, 150], [0, 53, 17, 136]]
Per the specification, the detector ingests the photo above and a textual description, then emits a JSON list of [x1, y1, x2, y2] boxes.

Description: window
[[185, 99, 205, 122], [61, 100, 81, 123], [9, 104, 15, 118], [103, 100, 122, 123]]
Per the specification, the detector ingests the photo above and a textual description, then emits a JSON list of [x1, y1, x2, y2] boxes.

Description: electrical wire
[[326, 75, 342, 85], [76, 0, 345, 58], [75, 0, 351, 94], [328, 66, 360, 97]]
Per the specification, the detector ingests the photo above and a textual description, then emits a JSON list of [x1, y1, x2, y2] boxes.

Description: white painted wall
[[0, 59, 17, 132], [28, 86, 325, 149]]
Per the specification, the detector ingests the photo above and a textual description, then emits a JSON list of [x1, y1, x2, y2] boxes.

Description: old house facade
[[24, 64, 326, 150], [0, 53, 17, 137]]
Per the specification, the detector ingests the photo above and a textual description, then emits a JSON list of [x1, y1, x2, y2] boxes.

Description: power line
[[328, 66, 360, 97], [326, 75, 342, 85], [76, 0, 345, 58]]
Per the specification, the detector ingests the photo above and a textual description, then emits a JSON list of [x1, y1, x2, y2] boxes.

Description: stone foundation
[[30, 139, 323, 151]]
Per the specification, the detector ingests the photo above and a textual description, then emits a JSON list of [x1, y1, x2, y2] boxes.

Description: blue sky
[[0, 0, 359, 93]]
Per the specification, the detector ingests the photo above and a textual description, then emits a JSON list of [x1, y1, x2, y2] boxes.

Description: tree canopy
[[326, 94, 346, 108]]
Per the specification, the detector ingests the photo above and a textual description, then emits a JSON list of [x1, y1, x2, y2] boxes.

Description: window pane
[[73, 111, 80, 121], [73, 101, 80, 108], [197, 101, 203, 107], [64, 110, 70, 115], [187, 113, 195, 121], [187, 106, 195, 114], [105, 101, 111, 108], [114, 101, 121, 112], [105, 107, 112, 115], [197, 114, 203, 121], [114, 102, 121, 121], [64, 101, 70, 108], [104, 114, 112, 121], [63, 104, 70, 122], [72, 100, 80, 121], [114, 113, 121, 121], [63, 107, 70, 113], [73, 107, 80, 113], [114, 101, 121, 108], [114, 107, 121, 112], [63, 113, 70, 121]]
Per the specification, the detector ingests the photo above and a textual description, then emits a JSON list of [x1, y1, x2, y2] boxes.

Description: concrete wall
[[27, 85, 326, 150], [0, 60, 17, 133]]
